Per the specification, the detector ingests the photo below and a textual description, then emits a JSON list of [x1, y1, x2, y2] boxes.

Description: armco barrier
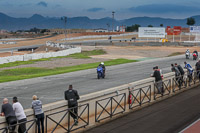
[[0, 70, 199, 132]]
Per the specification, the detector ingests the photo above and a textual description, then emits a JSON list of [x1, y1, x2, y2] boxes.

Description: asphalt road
[[86, 85, 200, 133], [0, 44, 44, 53], [0, 55, 198, 109]]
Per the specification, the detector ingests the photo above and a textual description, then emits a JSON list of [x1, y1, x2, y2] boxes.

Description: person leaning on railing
[[12, 97, 27, 133], [151, 67, 163, 94], [0, 98, 17, 133], [32, 95, 44, 133], [195, 59, 200, 80]]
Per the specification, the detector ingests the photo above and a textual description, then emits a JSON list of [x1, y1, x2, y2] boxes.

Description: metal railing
[[129, 85, 151, 109], [0, 118, 37, 133], [95, 93, 126, 122], [172, 75, 187, 92], [45, 103, 89, 133], [154, 79, 171, 100]]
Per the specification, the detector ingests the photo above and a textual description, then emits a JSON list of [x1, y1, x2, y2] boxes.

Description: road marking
[[180, 118, 200, 133]]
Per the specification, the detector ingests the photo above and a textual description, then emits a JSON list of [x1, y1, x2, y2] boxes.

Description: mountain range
[[0, 12, 200, 31]]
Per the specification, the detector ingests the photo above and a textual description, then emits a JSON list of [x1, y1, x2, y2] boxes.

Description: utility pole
[[61, 16, 67, 41], [112, 11, 115, 32]]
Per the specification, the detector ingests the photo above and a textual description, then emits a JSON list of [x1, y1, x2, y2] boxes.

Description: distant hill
[[0, 12, 200, 31]]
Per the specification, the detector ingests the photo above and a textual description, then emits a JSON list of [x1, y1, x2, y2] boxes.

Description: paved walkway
[[87, 86, 200, 133]]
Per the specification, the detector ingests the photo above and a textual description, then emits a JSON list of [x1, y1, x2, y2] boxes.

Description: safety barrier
[[154, 79, 171, 100], [45, 103, 89, 133], [129, 85, 151, 109], [0, 118, 37, 133], [95, 93, 126, 122]]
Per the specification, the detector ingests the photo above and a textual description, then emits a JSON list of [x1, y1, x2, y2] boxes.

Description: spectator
[[12, 97, 27, 133], [32, 95, 44, 133], [151, 67, 163, 94], [155, 66, 163, 79], [65, 85, 80, 125], [175, 63, 185, 86], [184, 61, 193, 85], [171, 64, 181, 87], [0, 98, 17, 133], [195, 59, 200, 80]]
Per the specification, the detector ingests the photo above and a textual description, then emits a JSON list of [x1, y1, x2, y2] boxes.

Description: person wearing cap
[[32, 95, 44, 133], [1, 98, 17, 133], [12, 97, 27, 133], [195, 59, 200, 80], [65, 85, 80, 125]]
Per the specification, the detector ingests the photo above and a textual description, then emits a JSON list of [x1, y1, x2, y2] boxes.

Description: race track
[[0, 54, 197, 109]]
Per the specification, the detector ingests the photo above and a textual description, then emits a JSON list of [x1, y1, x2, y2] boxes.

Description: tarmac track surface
[[0, 54, 198, 109], [86, 85, 200, 133]]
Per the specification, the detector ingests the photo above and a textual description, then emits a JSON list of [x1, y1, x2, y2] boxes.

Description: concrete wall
[[0, 47, 81, 65]]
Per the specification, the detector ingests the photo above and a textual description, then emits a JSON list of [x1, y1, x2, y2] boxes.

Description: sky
[[1, 0, 200, 20]]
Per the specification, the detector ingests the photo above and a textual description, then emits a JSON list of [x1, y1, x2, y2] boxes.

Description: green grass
[[0, 49, 106, 68], [167, 52, 184, 57], [0, 59, 137, 83]]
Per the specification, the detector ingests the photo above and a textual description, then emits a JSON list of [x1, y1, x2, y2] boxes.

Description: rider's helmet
[[101, 62, 104, 65]]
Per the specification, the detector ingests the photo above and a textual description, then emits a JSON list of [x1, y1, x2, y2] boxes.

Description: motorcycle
[[97, 66, 104, 79], [193, 53, 198, 60], [185, 52, 190, 59]]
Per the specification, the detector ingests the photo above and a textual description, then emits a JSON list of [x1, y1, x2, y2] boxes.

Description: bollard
[[11, 51, 13, 56], [46, 48, 48, 52], [32, 49, 34, 53]]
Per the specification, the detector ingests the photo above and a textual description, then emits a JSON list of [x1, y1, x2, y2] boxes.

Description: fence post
[[45, 116, 47, 133], [111, 97, 113, 118], [68, 109, 70, 132]]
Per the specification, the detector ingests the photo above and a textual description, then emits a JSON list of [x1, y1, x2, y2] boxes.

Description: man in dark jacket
[[152, 67, 163, 94], [65, 85, 80, 125], [171, 64, 181, 87], [175, 63, 185, 86], [195, 59, 200, 80]]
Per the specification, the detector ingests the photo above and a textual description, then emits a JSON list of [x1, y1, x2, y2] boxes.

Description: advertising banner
[[139, 27, 165, 38], [190, 26, 200, 33]]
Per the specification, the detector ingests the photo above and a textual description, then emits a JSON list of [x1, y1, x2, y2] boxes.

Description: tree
[[126, 24, 141, 32], [187, 17, 195, 26], [160, 24, 163, 27], [148, 25, 153, 27]]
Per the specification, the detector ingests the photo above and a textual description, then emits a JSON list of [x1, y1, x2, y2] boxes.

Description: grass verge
[[0, 58, 137, 83], [167, 52, 184, 57], [0, 49, 106, 68]]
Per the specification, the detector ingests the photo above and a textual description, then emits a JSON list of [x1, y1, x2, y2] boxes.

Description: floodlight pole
[[61, 16, 67, 41], [112, 11, 115, 32]]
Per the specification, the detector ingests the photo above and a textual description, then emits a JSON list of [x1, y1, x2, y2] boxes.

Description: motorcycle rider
[[99, 62, 106, 76], [193, 50, 198, 57], [185, 49, 190, 59]]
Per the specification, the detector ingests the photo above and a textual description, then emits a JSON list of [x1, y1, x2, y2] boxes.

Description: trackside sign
[[190, 26, 200, 33], [138, 27, 165, 38]]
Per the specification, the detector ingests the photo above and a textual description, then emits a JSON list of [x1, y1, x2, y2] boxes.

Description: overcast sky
[[1, 0, 200, 19]]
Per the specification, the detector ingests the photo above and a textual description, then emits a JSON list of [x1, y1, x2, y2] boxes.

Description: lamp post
[[61, 16, 67, 41], [112, 11, 115, 32]]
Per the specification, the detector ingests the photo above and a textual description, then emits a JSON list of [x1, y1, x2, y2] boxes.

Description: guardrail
[[129, 85, 151, 109], [154, 79, 171, 100], [95, 93, 126, 122], [0, 118, 37, 133], [45, 103, 89, 133]]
